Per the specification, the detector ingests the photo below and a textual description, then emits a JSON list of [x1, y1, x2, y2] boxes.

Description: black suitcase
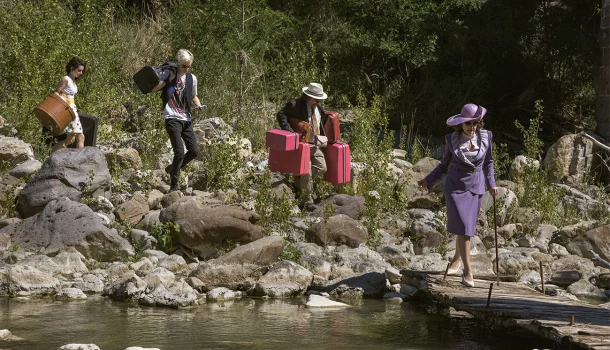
[[133, 66, 162, 94], [43, 113, 98, 147], [133, 62, 177, 94]]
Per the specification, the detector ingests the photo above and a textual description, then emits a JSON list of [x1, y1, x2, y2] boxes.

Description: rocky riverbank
[[0, 116, 609, 350]]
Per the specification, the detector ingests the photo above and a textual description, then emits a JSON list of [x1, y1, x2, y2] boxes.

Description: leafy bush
[[150, 221, 181, 254]]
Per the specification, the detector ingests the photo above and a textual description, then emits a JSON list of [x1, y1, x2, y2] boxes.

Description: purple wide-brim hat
[[446, 103, 487, 126]]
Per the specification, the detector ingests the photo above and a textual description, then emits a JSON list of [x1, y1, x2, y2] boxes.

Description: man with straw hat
[[277, 83, 330, 211]]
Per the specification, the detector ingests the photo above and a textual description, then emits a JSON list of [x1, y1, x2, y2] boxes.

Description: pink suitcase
[[323, 142, 351, 185], [266, 129, 300, 151], [269, 143, 311, 175]]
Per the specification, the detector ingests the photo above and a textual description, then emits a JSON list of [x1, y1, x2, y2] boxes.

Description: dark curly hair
[[65, 56, 86, 75]]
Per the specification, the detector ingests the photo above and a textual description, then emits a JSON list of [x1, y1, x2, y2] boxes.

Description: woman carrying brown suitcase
[[52, 56, 86, 151]]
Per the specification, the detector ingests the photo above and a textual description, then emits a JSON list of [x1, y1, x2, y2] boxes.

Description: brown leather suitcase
[[324, 111, 340, 143], [289, 119, 313, 144], [34, 93, 76, 135]]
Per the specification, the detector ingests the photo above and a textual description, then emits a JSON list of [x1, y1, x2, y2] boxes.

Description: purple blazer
[[424, 130, 497, 195]]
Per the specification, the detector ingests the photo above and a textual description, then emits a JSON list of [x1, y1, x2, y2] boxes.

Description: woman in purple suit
[[418, 104, 499, 288]]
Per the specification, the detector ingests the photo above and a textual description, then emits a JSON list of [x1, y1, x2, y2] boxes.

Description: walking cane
[[493, 194, 500, 286]]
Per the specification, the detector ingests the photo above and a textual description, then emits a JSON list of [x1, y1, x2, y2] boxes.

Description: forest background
[[0, 0, 601, 165]]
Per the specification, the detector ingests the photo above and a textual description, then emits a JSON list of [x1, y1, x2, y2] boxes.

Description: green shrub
[[514, 100, 545, 160], [150, 221, 181, 254]]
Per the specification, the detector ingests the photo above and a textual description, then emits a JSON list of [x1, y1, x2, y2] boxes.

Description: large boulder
[[215, 236, 285, 266], [313, 194, 365, 220], [16, 147, 111, 218], [0, 197, 134, 261], [188, 261, 261, 291], [0, 136, 34, 168], [542, 133, 600, 184], [305, 214, 368, 248], [251, 260, 313, 297], [160, 197, 264, 257], [115, 192, 150, 226], [0, 265, 59, 296], [321, 272, 387, 298], [565, 224, 610, 262], [104, 148, 142, 172]]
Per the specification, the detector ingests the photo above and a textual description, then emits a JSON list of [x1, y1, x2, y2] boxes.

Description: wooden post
[[539, 261, 545, 295], [486, 283, 494, 309], [443, 262, 450, 281], [493, 195, 500, 286], [570, 316, 575, 325]]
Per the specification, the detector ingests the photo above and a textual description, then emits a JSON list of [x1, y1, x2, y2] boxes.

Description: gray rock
[[1, 197, 134, 261], [68, 274, 104, 293], [115, 193, 149, 226], [509, 155, 539, 179], [321, 272, 387, 298], [566, 224, 610, 262], [104, 148, 142, 172], [17, 147, 111, 218], [136, 210, 161, 233], [566, 279, 609, 301], [147, 189, 164, 210], [252, 260, 313, 297], [103, 270, 147, 301], [1, 265, 59, 296], [215, 236, 285, 266], [158, 254, 188, 274], [0, 136, 34, 169], [550, 220, 599, 247], [189, 262, 260, 292], [56, 288, 87, 300], [542, 134, 600, 184], [160, 197, 264, 256], [130, 229, 157, 251], [8, 159, 41, 179], [313, 194, 365, 220], [548, 270, 582, 287], [480, 187, 518, 226], [306, 214, 367, 248], [206, 287, 236, 301]]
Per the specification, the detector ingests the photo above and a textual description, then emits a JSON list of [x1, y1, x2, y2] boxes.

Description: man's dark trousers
[[165, 118, 199, 188]]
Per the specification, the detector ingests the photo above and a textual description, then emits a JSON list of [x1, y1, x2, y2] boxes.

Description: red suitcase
[[323, 142, 351, 185], [269, 143, 311, 175], [324, 111, 340, 144], [266, 129, 300, 151]]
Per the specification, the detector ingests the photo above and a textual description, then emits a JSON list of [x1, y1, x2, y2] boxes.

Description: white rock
[[305, 294, 350, 308], [58, 344, 101, 350], [206, 287, 236, 301]]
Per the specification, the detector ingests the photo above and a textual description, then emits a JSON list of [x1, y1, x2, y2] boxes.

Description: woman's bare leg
[[75, 133, 85, 148], [52, 132, 75, 152], [457, 235, 473, 282]]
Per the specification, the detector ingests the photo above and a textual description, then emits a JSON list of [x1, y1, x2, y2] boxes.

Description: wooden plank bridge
[[401, 270, 610, 350]]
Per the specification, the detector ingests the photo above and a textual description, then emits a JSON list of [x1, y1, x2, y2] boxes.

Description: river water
[[0, 296, 553, 349]]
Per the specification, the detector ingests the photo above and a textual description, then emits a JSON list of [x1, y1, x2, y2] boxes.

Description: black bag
[[133, 62, 177, 94]]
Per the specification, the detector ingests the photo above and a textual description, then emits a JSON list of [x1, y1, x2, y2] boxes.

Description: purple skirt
[[445, 190, 482, 236]]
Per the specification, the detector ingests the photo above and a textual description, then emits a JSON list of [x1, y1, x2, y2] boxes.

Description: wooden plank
[[410, 271, 610, 350]]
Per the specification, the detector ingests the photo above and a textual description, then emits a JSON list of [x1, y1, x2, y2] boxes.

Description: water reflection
[[0, 297, 553, 349]]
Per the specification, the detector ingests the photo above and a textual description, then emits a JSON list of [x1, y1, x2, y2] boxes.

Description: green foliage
[[344, 96, 409, 214], [190, 138, 244, 191], [514, 100, 545, 160], [150, 221, 181, 254], [248, 168, 298, 234], [492, 141, 511, 180], [516, 166, 579, 227], [278, 243, 302, 264]]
